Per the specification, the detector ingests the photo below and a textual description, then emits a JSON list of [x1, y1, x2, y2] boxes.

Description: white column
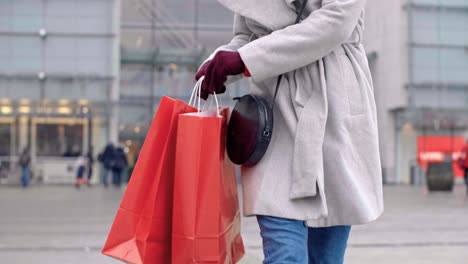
[[18, 117, 29, 152], [109, 0, 121, 144]]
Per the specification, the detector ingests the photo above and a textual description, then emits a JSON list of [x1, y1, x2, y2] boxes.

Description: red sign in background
[[417, 136, 465, 178]]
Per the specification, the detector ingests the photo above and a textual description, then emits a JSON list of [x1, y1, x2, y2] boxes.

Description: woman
[[196, 0, 384, 263]]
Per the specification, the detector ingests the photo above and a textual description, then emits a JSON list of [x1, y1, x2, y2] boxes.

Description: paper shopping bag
[[102, 96, 196, 264], [172, 108, 245, 263]]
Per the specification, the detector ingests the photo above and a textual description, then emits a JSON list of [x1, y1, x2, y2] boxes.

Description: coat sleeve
[[237, 0, 366, 82]]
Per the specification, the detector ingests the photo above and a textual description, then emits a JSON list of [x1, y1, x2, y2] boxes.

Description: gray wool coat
[[204, 0, 384, 227]]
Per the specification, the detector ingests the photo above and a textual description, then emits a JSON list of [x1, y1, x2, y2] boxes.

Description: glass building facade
[[393, 0, 468, 183], [0, 0, 119, 183], [119, 0, 249, 156], [408, 0, 468, 109]]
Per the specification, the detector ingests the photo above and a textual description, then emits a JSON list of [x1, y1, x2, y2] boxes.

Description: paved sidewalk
[[0, 184, 467, 263]]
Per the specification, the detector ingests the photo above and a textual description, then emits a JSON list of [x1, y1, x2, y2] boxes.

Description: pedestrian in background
[[459, 139, 468, 187], [127, 149, 140, 183], [112, 145, 128, 187], [74, 154, 87, 189], [86, 147, 94, 187], [195, 0, 383, 263], [100, 143, 115, 187], [19, 147, 31, 188]]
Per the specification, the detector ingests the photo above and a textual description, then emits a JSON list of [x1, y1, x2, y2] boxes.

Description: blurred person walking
[[112, 145, 128, 187], [99, 143, 115, 187], [86, 147, 94, 187], [195, 0, 383, 263], [74, 154, 87, 189], [19, 147, 31, 188], [127, 149, 140, 183], [459, 139, 468, 187]]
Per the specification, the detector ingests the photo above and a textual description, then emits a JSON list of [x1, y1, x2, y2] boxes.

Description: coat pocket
[[338, 53, 365, 116]]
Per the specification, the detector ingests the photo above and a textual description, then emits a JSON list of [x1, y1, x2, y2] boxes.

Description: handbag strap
[[271, 0, 308, 112]]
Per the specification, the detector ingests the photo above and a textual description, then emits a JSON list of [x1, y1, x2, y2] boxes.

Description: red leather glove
[[195, 51, 245, 100]]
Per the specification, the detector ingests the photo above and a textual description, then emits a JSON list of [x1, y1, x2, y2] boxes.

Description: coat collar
[[217, 0, 299, 31]]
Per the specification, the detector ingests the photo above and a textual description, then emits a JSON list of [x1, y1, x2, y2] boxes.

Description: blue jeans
[[257, 216, 351, 264], [21, 165, 30, 187], [112, 169, 123, 187], [101, 168, 112, 187]]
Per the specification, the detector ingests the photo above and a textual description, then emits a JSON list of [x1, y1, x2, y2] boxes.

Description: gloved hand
[[194, 62, 211, 100], [195, 51, 245, 100]]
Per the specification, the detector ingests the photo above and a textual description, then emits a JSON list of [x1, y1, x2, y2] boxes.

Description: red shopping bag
[[102, 96, 196, 264], [172, 108, 245, 263]]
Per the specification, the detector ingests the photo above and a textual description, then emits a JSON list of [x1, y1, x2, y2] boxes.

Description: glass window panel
[[45, 58, 76, 74], [76, 39, 109, 58], [76, 0, 110, 17], [412, 47, 438, 67], [411, 10, 437, 29], [412, 0, 468, 6], [76, 18, 111, 34], [36, 123, 83, 157], [119, 105, 151, 124], [197, 1, 233, 25], [0, 80, 8, 97], [0, 124, 11, 156], [440, 49, 468, 69], [44, 81, 80, 100], [411, 9, 468, 45], [440, 12, 468, 31], [412, 0, 438, 5], [43, 81, 109, 102], [412, 47, 468, 83], [441, 69, 468, 83], [12, 58, 41, 73], [7, 80, 41, 100], [45, 17, 77, 33], [81, 81, 110, 101], [13, 0, 43, 16], [46, 37, 76, 58], [120, 30, 154, 51], [412, 29, 438, 44], [439, 30, 468, 46], [0, 0, 13, 16], [12, 37, 41, 57], [411, 87, 440, 108], [441, 0, 468, 7], [76, 58, 109, 75], [0, 15, 12, 31], [160, 0, 195, 24], [412, 66, 439, 83], [45, 0, 76, 17], [0, 37, 11, 56], [120, 66, 152, 97], [0, 58, 11, 74], [197, 30, 232, 50], [121, 0, 147, 23], [13, 15, 43, 32], [440, 48, 468, 83], [10, 37, 42, 73]]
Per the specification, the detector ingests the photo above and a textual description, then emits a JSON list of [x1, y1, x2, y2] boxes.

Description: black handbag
[[227, 0, 308, 166]]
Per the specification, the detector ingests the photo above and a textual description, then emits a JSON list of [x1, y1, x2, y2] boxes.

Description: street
[[0, 185, 467, 264]]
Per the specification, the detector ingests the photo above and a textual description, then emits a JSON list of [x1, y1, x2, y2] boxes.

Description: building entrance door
[[0, 121, 17, 184]]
